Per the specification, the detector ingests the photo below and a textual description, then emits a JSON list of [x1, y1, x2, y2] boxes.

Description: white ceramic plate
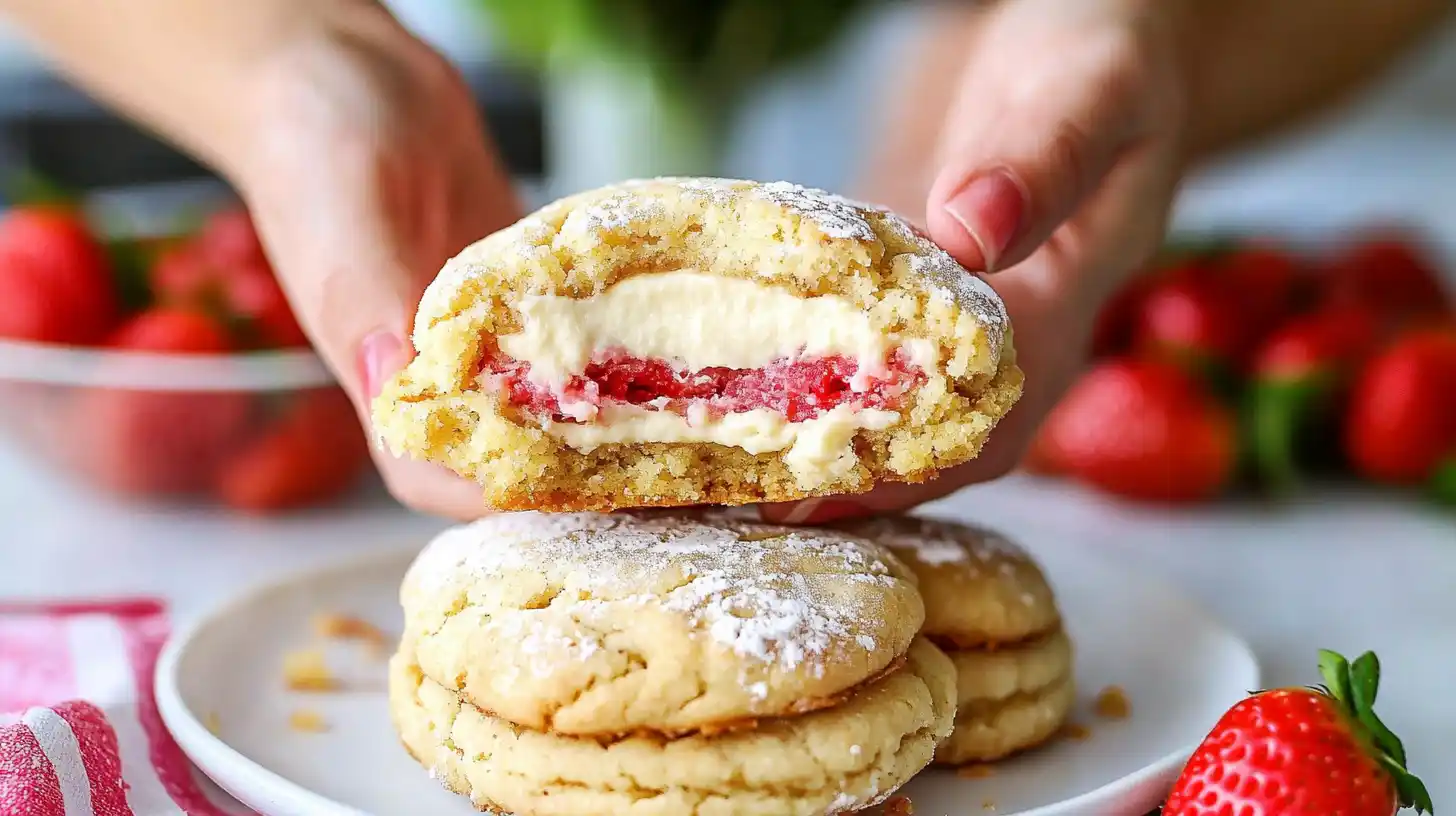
[[156, 529, 1259, 816]]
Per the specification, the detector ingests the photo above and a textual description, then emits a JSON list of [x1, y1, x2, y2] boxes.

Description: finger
[[358, 328, 494, 520], [760, 257, 1093, 526], [926, 16, 1154, 273]]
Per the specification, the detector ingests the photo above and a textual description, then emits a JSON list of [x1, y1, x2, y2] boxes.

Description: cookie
[[839, 514, 1060, 647], [390, 638, 957, 816], [400, 511, 924, 736], [938, 630, 1075, 764], [839, 515, 1074, 763], [373, 177, 1022, 511]]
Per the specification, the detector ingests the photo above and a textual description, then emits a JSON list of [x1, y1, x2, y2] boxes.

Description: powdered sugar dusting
[[845, 515, 1029, 573], [409, 512, 905, 673]]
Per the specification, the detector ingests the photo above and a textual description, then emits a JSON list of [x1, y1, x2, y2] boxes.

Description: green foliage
[[474, 0, 877, 97]]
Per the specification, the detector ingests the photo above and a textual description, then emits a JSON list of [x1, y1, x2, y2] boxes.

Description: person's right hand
[[229, 4, 520, 519]]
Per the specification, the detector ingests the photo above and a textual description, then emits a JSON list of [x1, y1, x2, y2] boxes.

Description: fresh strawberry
[[193, 207, 269, 269], [1165, 649, 1432, 816], [1131, 272, 1249, 374], [1090, 274, 1157, 358], [1246, 306, 1380, 490], [106, 307, 232, 352], [148, 207, 307, 349], [215, 388, 370, 512], [1345, 328, 1456, 485], [0, 207, 119, 344], [1029, 358, 1236, 502], [1322, 235, 1452, 325], [71, 308, 251, 496], [222, 263, 308, 348], [1218, 245, 1307, 339]]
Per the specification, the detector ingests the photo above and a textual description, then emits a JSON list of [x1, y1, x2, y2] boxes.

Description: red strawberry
[[106, 307, 232, 353], [215, 388, 370, 512], [0, 207, 119, 344], [148, 207, 307, 349], [1345, 328, 1456, 485], [1029, 358, 1236, 502], [1132, 272, 1249, 372], [193, 207, 268, 269], [1090, 274, 1157, 358], [1322, 236, 1452, 325], [1165, 649, 1432, 816], [1246, 306, 1380, 490], [71, 308, 252, 496], [1218, 245, 1307, 339]]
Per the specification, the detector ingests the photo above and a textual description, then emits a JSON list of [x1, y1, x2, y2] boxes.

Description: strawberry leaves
[[1317, 649, 1433, 814]]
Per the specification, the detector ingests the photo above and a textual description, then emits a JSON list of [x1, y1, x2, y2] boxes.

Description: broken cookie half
[[373, 177, 1022, 511]]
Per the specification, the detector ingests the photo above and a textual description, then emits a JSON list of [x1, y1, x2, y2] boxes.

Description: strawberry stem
[[1317, 649, 1433, 814], [1432, 458, 1456, 507]]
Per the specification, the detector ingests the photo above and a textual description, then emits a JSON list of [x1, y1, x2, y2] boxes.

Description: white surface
[[154, 537, 1258, 816]]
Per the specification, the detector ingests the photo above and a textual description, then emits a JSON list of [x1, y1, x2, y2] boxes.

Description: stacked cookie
[[842, 516, 1074, 765], [375, 178, 1072, 811], [390, 512, 957, 815]]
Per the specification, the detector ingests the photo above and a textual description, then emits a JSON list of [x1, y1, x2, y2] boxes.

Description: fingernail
[[359, 330, 405, 399], [944, 167, 1027, 272], [761, 498, 868, 526]]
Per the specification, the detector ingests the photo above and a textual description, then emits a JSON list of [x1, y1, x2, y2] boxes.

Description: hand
[[231, 5, 521, 518], [764, 0, 1190, 523]]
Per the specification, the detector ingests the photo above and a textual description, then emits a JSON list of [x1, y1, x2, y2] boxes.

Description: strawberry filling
[[479, 347, 925, 424]]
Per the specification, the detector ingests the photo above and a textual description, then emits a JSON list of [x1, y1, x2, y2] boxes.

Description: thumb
[[925, 32, 1150, 272]]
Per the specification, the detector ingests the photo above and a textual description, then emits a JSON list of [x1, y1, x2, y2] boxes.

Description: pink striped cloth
[[0, 600, 251, 816]]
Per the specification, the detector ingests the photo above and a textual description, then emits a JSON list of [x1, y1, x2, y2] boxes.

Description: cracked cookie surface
[[390, 638, 956, 816], [372, 177, 1022, 512], [838, 515, 1060, 647], [838, 515, 1074, 764], [401, 512, 924, 736]]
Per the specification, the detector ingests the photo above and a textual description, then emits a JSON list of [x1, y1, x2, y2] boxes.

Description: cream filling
[[543, 404, 901, 488], [497, 270, 908, 388]]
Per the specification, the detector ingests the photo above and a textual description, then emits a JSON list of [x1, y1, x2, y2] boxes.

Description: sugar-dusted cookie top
[[375, 177, 1022, 512], [400, 511, 924, 736], [838, 514, 1060, 647]]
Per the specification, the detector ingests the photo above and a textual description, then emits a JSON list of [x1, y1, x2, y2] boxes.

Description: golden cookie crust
[[373, 177, 1022, 512], [401, 512, 924, 737], [936, 674, 1076, 765], [949, 629, 1073, 709], [839, 515, 1060, 647], [390, 639, 957, 816]]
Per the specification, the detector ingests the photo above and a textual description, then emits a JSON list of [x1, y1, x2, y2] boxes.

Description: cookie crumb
[[1094, 685, 1131, 720], [313, 612, 390, 654], [288, 709, 329, 733], [982, 799, 997, 811], [956, 764, 996, 779], [1059, 722, 1092, 741], [884, 796, 914, 815], [283, 649, 340, 691], [204, 711, 221, 735]]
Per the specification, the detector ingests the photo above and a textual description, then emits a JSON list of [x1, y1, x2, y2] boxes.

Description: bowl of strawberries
[[1028, 230, 1456, 508], [0, 201, 374, 513]]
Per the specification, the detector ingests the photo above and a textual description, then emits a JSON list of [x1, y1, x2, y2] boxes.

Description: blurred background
[[0, 0, 1453, 516]]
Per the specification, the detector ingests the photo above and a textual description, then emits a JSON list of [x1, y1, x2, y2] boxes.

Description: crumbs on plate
[[288, 709, 329, 733], [1059, 722, 1092, 741], [313, 612, 391, 655], [956, 764, 996, 779], [1094, 685, 1132, 720], [283, 648, 340, 692]]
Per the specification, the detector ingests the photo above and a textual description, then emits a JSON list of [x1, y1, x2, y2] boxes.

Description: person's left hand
[[763, 0, 1190, 523]]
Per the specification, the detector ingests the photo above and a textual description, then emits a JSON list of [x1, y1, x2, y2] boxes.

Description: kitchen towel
[[0, 599, 250, 816]]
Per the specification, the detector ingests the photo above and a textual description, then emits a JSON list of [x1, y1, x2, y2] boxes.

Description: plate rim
[[155, 549, 414, 816], [156, 541, 1260, 816]]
